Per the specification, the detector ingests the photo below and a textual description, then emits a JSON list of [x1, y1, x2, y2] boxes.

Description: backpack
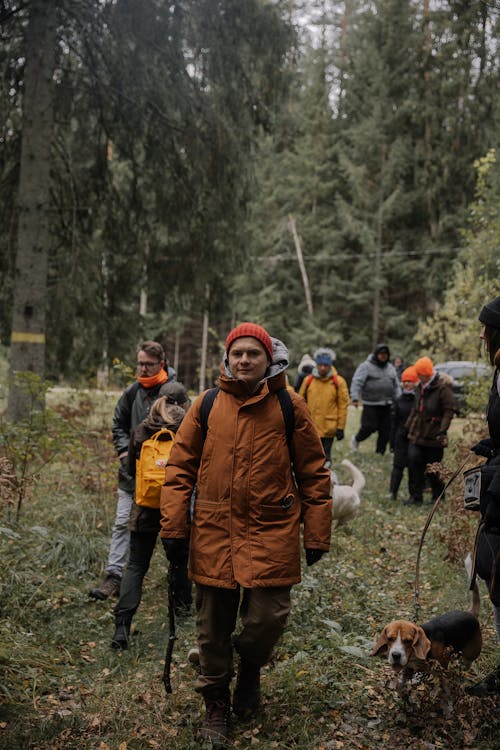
[[199, 386, 295, 458], [135, 428, 176, 508], [303, 373, 338, 401]]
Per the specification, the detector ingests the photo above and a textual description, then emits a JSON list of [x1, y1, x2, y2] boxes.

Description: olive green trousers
[[194, 583, 292, 693]]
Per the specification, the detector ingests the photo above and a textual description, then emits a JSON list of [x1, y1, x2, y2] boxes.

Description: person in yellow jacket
[[299, 347, 349, 466]]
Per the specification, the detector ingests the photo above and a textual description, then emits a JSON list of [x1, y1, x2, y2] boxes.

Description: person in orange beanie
[[404, 356, 455, 506], [389, 365, 419, 501]]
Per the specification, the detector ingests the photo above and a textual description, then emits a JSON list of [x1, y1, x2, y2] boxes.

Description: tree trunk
[[199, 285, 209, 393], [7, 0, 57, 420], [288, 214, 314, 317]]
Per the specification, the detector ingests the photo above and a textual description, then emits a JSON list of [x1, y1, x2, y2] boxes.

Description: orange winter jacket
[[160, 371, 332, 589]]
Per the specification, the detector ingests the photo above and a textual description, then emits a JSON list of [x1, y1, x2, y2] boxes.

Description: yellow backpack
[[135, 429, 176, 508]]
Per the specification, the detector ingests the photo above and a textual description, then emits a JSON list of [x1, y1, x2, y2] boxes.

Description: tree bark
[[7, 0, 57, 420], [288, 214, 314, 317], [198, 285, 209, 393]]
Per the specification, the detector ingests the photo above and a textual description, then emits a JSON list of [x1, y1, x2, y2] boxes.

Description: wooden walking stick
[[162, 564, 176, 694], [414, 455, 471, 622]]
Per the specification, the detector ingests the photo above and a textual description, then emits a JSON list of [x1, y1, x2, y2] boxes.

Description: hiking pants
[[106, 487, 133, 576], [114, 531, 192, 625], [356, 404, 392, 454], [194, 584, 291, 693], [320, 437, 334, 462], [390, 433, 410, 497], [407, 443, 444, 502]]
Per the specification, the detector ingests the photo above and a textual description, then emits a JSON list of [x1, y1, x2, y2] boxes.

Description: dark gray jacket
[[350, 356, 400, 405]]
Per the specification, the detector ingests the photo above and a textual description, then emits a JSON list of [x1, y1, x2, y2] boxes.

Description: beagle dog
[[372, 585, 482, 679]]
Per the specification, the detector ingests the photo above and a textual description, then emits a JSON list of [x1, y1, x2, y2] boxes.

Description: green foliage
[[416, 149, 500, 360], [0, 372, 81, 519]]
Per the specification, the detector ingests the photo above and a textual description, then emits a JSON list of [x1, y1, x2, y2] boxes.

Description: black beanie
[[479, 296, 500, 329]]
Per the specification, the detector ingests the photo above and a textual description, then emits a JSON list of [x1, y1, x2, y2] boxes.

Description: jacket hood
[[373, 343, 390, 358], [297, 353, 316, 373], [223, 336, 289, 382]]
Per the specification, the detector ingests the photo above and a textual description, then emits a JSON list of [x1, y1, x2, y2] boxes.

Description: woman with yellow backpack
[[111, 395, 191, 649]]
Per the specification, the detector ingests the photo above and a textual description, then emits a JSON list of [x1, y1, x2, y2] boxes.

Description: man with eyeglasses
[[89, 340, 184, 601]]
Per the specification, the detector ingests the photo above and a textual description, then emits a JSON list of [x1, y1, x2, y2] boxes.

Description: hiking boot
[[89, 573, 121, 600], [350, 436, 359, 452], [465, 666, 500, 696], [199, 686, 231, 746], [111, 622, 130, 650], [232, 658, 261, 718], [403, 496, 422, 507]]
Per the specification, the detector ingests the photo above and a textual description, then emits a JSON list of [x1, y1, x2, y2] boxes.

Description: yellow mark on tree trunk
[[11, 332, 46, 344]]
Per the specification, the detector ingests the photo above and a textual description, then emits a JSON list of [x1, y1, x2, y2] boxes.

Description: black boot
[[465, 665, 500, 696], [111, 621, 130, 650], [232, 657, 261, 718], [199, 685, 231, 746]]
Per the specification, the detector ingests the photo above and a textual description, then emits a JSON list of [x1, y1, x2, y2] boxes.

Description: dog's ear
[[412, 626, 431, 661], [371, 628, 389, 656]]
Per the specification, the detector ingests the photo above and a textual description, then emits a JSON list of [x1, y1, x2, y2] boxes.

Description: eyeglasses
[[137, 360, 161, 370]]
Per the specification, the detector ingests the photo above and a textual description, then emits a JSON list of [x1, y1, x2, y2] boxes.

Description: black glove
[[471, 438, 494, 458], [335, 429, 344, 441], [162, 538, 189, 565], [305, 549, 325, 567]]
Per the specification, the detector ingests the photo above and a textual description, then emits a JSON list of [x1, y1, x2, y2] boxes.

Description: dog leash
[[413, 454, 472, 623]]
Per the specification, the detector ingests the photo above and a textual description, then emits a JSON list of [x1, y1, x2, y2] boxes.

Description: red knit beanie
[[401, 365, 419, 383], [225, 322, 273, 361], [414, 356, 434, 377]]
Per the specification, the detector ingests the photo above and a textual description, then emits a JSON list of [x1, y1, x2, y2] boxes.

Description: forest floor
[[0, 399, 499, 749]]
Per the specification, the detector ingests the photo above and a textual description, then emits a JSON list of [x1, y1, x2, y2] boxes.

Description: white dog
[[331, 459, 365, 527]]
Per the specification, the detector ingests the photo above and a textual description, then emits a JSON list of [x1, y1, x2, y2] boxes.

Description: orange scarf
[[137, 370, 168, 389]]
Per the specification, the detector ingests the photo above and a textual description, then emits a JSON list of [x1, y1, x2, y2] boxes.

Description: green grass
[[0, 404, 498, 749]]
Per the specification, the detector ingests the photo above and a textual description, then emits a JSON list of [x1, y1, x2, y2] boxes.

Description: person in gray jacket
[[350, 344, 401, 455]]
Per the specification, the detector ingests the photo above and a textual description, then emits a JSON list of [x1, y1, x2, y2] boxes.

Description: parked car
[[434, 360, 491, 414]]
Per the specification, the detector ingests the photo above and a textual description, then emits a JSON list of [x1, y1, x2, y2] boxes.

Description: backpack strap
[[125, 381, 141, 411], [304, 372, 338, 395], [276, 388, 295, 453], [303, 373, 314, 400], [199, 387, 220, 441]]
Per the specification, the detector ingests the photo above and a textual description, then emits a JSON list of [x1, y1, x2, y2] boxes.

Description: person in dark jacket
[[465, 296, 500, 696], [111, 396, 191, 649], [89, 341, 177, 600], [350, 344, 401, 454], [389, 365, 419, 501], [294, 353, 315, 392], [404, 356, 455, 506]]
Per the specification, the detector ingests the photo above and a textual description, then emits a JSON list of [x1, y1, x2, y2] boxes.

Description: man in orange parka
[[160, 322, 332, 745]]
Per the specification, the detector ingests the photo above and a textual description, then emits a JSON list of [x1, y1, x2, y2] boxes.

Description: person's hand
[[162, 538, 189, 565], [471, 438, 493, 458], [351, 399, 359, 408], [437, 433, 448, 448], [305, 549, 325, 566], [335, 429, 344, 441]]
